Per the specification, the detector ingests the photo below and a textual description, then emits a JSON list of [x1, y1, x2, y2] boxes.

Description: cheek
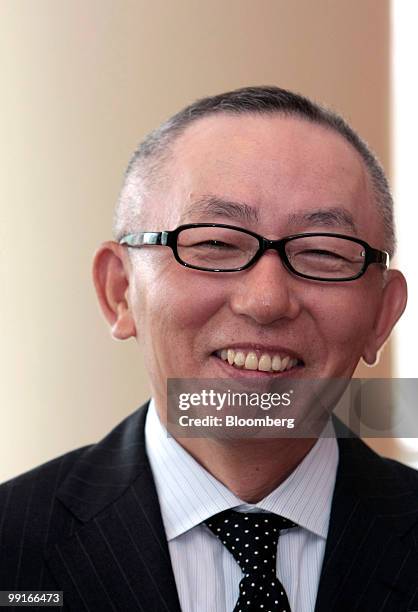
[[311, 288, 378, 356], [131, 269, 227, 339]]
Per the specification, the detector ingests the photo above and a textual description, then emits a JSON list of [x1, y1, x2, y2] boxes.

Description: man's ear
[[362, 269, 408, 365], [92, 241, 136, 340]]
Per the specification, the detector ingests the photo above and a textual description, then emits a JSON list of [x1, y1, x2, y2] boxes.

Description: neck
[[173, 435, 316, 503]]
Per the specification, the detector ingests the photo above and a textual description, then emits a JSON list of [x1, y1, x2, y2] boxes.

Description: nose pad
[[229, 250, 301, 325]]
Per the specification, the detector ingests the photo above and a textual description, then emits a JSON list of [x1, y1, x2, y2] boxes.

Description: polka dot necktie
[[204, 509, 296, 612]]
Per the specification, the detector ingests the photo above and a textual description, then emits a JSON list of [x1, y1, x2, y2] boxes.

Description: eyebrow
[[179, 195, 260, 224], [180, 195, 357, 233], [287, 207, 357, 232]]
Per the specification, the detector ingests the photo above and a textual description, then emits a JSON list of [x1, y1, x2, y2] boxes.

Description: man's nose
[[229, 250, 302, 325]]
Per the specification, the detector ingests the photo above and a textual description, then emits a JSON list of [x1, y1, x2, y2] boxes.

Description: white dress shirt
[[145, 400, 339, 612]]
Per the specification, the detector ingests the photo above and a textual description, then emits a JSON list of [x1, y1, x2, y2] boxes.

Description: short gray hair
[[114, 85, 395, 255]]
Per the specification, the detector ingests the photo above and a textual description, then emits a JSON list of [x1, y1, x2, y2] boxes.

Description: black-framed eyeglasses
[[119, 223, 389, 282]]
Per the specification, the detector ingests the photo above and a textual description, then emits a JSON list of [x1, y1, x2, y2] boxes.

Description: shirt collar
[[145, 399, 339, 541]]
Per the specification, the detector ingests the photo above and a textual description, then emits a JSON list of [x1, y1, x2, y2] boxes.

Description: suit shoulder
[[381, 454, 418, 487], [0, 445, 92, 501]]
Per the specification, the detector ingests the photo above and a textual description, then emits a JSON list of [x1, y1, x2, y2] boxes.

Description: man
[[1, 86, 417, 612]]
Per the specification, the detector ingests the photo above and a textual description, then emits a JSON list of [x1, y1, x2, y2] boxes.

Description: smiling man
[[1, 86, 417, 612]]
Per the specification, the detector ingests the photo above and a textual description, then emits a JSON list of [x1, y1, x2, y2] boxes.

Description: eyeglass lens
[[177, 226, 366, 278]]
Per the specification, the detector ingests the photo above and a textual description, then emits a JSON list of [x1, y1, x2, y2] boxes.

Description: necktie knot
[[205, 509, 296, 577]]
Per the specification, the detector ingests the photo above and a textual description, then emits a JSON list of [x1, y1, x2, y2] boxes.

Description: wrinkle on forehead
[[170, 115, 368, 190]]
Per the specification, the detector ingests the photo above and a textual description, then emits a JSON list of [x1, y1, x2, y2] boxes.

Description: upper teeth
[[219, 349, 298, 372]]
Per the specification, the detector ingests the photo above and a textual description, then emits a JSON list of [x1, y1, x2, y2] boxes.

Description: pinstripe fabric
[[0, 402, 417, 612], [0, 447, 88, 593], [145, 400, 338, 612]]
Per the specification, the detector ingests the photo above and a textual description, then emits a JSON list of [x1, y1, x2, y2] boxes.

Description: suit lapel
[[46, 404, 182, 612], [315, 433, 418, 612]]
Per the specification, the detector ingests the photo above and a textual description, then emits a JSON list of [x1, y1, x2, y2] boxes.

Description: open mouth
[[213, 348, 304, 375]]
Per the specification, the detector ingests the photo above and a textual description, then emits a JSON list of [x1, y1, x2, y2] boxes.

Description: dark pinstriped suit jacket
[[1, 402, 418, 612]]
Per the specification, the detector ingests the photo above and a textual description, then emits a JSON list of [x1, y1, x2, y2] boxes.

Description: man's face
[[124, 115, 396, 404]]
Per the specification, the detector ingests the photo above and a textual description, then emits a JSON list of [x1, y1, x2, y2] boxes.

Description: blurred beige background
[[0, 0, 413, 482]]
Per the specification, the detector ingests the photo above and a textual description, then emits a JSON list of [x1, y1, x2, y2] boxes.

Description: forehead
[[160, 114, 380, 241]]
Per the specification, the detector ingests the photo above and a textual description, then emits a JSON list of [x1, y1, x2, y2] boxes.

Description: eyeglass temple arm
[[369, 248, 390, 268], [119, 232, 170, 247]]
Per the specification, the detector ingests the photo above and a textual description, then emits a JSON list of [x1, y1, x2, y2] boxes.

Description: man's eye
[[298, 249, 346, 260], [190, 240, 236, 250]]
